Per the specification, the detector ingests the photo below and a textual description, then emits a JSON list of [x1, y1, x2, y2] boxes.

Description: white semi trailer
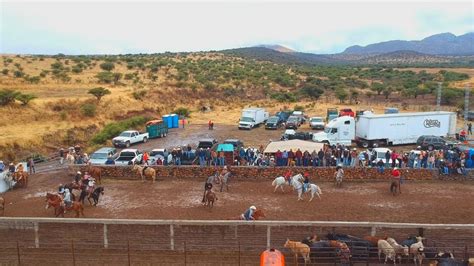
[[238, 108, 269, 129], [312, 111, 457, 147]]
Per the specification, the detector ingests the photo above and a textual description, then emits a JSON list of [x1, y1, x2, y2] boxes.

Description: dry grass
[[0, 54, 472, 160]]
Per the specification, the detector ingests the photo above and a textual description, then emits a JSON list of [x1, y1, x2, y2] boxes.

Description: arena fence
[[1, 218, 473, 265]]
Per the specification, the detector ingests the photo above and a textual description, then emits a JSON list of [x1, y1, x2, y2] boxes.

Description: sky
[[1, 0, 473, 55]]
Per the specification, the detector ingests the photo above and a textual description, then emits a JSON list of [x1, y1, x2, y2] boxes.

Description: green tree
[[173, 107, 191, 117], [335, 88, 348, 103], [370, 82, 384, 95], [88, 87, 111, 101], [96, 72, 114, 84], [81, 103, 97, 117], [0, 89, 20, 105], [15, 93, 37, 105], [382, 87, 393, 99], [99, 62, 115, 71], [300, 84, 323, 99]]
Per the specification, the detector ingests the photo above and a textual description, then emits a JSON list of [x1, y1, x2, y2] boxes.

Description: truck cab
[[326, 108, 338, 122], [312, 116, 355, 146]]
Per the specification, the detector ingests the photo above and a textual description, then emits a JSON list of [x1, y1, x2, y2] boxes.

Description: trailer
[[238, 108, 269, 129], [313, 111, 457, 147]]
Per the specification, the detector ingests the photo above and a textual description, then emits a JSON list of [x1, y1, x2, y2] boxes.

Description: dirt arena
[[2, 170, 473, 224]]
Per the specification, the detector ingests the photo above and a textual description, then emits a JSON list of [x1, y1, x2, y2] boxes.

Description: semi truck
[[312, 111, 457, 147], [238, 108, 269, 129]]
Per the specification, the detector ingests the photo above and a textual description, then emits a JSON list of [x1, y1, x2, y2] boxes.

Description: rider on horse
[[302, 172, 310, 193], [202, 174, 215, 204], [74, 171, 82, 183], [86, 176, 96, 198], [8, 163, 15, 173], [284, 170, 292, 186], [63, 188, 72, 209], [243, 205, 257, 221], [0, 160, 4, 172]]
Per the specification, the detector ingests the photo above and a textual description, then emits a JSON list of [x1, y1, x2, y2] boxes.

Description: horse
[[88, 187, 104, 206], [13, 171, 28, 188], [271, 176, 293, 193], [87, 164, 102, 184], [0, 172, 16, 191], [284, 239, 311, 265], [220, 172, 231, 192], [390, 180, 400, 196], [0, 196, 4, 216], [45, 193, 84, 218], [132, 165, 156, 183], [233, 209, 266, 220], [291, 174, 323, 201], [204, 190, 217, 208]]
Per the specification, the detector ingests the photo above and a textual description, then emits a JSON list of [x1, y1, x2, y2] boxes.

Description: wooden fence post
[[34, 222, 39, 248], [238, 241, 241, 266], [71, 240, 76, 266], [184, 241, 187, 265], [266, 226, 271, 249], [127, 240, 131, 266], [170, 224, 174, 250], [16, 241, 21, 266], [103, 224, 108, 248]]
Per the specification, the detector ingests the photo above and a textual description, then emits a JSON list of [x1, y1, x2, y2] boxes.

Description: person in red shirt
[[390, 167, 401, 195], [284, 169, 292, 186], [460, 129, 467, 141]]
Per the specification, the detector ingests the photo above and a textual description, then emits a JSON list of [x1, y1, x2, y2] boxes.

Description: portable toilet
[[162, 115, 172, 129], [171, 114, 179, 128]]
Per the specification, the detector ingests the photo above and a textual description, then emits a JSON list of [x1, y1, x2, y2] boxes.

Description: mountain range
[[224, 32, 474, 66]]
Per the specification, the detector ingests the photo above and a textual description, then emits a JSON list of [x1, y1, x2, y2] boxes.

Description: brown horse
[[87, 165, 102, 184], [0, 196, 4, 216], [132, 165, 156, 183], [14, 171, 28, 188], [45, 193, 84, 218], [231, 209, 266, 220], [204, 190, 217, 208]]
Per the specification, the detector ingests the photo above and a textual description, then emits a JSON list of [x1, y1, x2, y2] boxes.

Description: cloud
[[1, 1, 472, 54]]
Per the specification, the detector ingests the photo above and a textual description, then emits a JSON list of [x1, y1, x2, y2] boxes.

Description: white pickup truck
[[114, 149, 143, 165], [112, 130, 149, 148]]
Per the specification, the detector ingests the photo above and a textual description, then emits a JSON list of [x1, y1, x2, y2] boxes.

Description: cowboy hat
[[77, 171, 81, 175], [64, 188, 70, 193], [250, 206, 256, 210], [9, 163, 13, 165], [394, 167, 398, 170], [58, 188, 65, 194]]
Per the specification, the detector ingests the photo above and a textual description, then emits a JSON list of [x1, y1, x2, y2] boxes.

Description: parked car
[[292, 110, 307, 124], [112, 130, 149, 148], [285, 116, 301, 129], [265, 116, 284, 129], [149, 149, 172, 165], [115, 149, 143, 165], [197, 138, 218, 149], [89, 147, 118, 165], [339, 108, 355, 117], [281, 130, 313, 141], [466, 111, 474, 121], [368, 147, 393, 165], [223, 139, 244, 150], [384, 107, 399, 114], [309, 117, 325, 130], [417, 135, 457, 151]]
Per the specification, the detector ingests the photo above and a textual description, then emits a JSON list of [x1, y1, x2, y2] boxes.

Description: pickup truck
[[197, 138, 218, 150], [112, 130, 149, 148], [115, 149, 143, 165]]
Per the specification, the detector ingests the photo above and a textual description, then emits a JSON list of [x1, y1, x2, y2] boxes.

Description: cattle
[[386, 237, 409, 263], [378, 239, 397, 265], [409, 236, 425, 266]]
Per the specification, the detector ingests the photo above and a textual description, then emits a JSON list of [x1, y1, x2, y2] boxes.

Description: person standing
[[468, 122, 472, 135], [0, 160, 4, 172], [28, 157, 35, 174], [59, 148, 65, 165], [181, 118, 186, 129], [390, 167, 401, 195]]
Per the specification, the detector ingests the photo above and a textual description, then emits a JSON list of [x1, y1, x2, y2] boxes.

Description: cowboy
[[284, 169, 292, 186], [0, 160, 4, 172], [105, 155, 115, 165], [63, 188, 72, 209], [8, 163, 15, 173], [202, 173, 215, 203], [59, 148, 65, 165], [302, 172, 310, 193], [391, 167, 401, 194], [28, 157, 35, 174], [87, 176, 96, 197], [243, 205, 257, 221], [74, 171, 82, 183], [334, 164, 344, 185]]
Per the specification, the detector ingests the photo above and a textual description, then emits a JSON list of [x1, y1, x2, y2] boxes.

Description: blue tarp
[[466, 148, 474, 168], [216, 144, 234, 152]]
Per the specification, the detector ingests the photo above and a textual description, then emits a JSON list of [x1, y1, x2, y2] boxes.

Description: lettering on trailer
[[389, 123, 406, 126], [423, 119, 441, 128]]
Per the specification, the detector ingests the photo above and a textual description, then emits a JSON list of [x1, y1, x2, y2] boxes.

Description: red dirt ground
[[2, 170, 473, 224]]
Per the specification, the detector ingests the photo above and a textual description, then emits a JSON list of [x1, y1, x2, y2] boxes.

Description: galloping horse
[[132, 165, 156, 183], [0, 196, 4, 216], [204, 190, 217, 208], [88, 187, 104, 206], [291, 174, 323, 201], [45, 193, 84, 217]]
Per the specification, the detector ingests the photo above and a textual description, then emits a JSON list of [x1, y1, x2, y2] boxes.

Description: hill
[[256, 44, 295, 53], [343, 32, 474, 56]]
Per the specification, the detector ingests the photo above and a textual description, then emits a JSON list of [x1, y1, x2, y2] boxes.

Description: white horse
[[272, 175, 295, 193], [291, 174, 323, 202], [0, 172, 16, 192]]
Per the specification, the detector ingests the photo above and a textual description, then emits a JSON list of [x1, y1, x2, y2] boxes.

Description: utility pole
[[436, 82, 442, 111], [465, 84, 471, 130]]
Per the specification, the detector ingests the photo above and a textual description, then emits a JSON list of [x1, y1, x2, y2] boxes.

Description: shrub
[[0, 89, 20, 105], [15, 93, 37, 105], [100, 62, 115, 71], [173, 107, 191, 117], [91, 116, 148, 144], [124, 73, 134, 80], [270, 92, 297, 102], [132, 90, 147, 100], [2, 69, 8, 75], [81, 103, 96, 117], [293, 105, 305, 111], [88, 87, 111, 101], [96, 71, 114, 83], [14, 70, 24, 78]]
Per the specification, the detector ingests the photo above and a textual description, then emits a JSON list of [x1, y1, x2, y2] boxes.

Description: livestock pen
[[0, 218, 473, 265]]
